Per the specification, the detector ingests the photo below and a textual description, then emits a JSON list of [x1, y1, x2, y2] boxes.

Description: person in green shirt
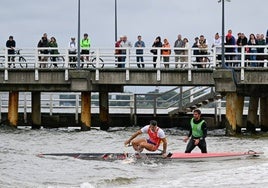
[[48, 37, 59, 68], [80, 33, 91, 65], [183, 109, 208, 153]]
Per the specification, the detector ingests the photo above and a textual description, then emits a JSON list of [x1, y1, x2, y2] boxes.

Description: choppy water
[[0, 126, 267, 188]]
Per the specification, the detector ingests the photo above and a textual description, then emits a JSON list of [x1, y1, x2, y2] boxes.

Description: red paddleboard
[[170, 150, 264, 160], [37, 150, 263, 161]]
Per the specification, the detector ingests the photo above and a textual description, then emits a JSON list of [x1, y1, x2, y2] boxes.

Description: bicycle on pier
[[0, 49, 27, 68], [80, 51, 104, 68]]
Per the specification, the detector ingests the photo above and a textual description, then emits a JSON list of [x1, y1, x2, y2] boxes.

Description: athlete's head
[[150, 120, 157, 126], [193, 109, 201, 121], [149, 120, 158, 132]]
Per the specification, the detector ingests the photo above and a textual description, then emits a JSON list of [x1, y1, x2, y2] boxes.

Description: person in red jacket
[[115, 36, 123, 67], [124, 120, 168, 157]]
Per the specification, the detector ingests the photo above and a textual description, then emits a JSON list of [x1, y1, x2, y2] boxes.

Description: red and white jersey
[[141, 125, 165, 146]]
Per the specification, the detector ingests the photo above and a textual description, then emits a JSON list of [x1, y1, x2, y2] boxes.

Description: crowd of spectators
[[3, 29, 268, 68], [115, 29, 268, 68]]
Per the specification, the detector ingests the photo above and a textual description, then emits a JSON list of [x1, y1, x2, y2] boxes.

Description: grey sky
[[1, 0, 267, 48]]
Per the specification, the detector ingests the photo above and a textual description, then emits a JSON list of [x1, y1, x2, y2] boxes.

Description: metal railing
[[1, 46, 267, 81], [0, 87, 224, 122]]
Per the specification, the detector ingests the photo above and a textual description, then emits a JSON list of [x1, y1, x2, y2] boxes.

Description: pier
[[1, 46, 268, 135]]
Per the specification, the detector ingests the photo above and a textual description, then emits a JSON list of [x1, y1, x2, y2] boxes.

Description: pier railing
[[0, 46, 267, 81]]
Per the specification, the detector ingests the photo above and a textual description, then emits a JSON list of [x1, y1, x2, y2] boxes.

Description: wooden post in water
[[235, 95, 244, 133], [32, 91, 41, 129], [99, 91, 109, 130], [81, 91, 91, 131], [7, 91, 19, 128], [225, 93, 244, 135], [247, 96, 259, 133], [259, 97, 268, 131]]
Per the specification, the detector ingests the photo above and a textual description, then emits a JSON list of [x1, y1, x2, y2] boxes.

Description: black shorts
[[147, 139, 156, 145], [81, 50, 89, 55]]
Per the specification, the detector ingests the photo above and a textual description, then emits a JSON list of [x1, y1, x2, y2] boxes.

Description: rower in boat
[[124, 120, 168, 158]]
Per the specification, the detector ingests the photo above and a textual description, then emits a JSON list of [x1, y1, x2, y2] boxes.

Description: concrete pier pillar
[[247, 96, 259, 133], [7, 91, 19, 128], [235, 95, 244, 133], [81, 91, 91, 131], [32, 91, 41, 129], [99, 91, 109, 131], [225, 93, 244, 135], [260, 97, 268, 131]]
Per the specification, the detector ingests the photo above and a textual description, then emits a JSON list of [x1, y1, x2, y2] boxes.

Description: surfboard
[[37, 150, 263, 161]]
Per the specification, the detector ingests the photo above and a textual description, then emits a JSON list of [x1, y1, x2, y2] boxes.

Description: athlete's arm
[[161, 137, 167, 154], [124, 130, 142, 146]]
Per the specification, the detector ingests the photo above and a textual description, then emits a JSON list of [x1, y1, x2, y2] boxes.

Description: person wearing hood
[[150, 36, 162, 68]]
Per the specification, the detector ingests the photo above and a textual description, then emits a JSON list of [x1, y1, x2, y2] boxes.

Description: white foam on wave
[[80, 182, 95, 188], [156, 161, 268, 188]]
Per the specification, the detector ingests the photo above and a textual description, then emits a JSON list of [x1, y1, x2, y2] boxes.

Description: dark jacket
[[266, 30, 268, 44], [225, 35, 236, 52], [6, 40, 16, 54], [48, 41, 59, 55], [38, 37, 49, 54], [236, 37, 248, 52], [151, 36, 162, 54]]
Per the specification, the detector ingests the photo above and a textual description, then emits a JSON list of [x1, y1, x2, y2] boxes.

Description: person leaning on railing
[[37, 33, 49, 68], [6, 35, 16, 68], [161, 38, 171, 68], [198, 35, 208, 68], [174, 34, 184, 68], [69, 37, 77, 67], [151, 36, 162, 68], [119, 35, 132, 68], [80, 33, 91, 66], [225, 30, 236, 67], [256, 34, 266, 67], [247, 33, 258, 67], [266, 29, 268, 44], [115, 36, 123, 67], [134, 35, 145, 68], [236, 33, 247, 67], [48, 37, 59, 68], [181, 38, 189, 66], [192, 37, 200, 66]]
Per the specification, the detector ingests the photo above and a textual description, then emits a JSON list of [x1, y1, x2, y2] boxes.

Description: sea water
[[0, 127, 267, 188]]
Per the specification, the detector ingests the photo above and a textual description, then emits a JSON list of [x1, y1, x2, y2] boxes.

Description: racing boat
[[37, 150, 263, 161]]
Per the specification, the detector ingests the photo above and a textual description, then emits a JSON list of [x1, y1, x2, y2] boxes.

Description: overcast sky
[[1, 0, 267, 92], [1, 0, 267, 48]]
